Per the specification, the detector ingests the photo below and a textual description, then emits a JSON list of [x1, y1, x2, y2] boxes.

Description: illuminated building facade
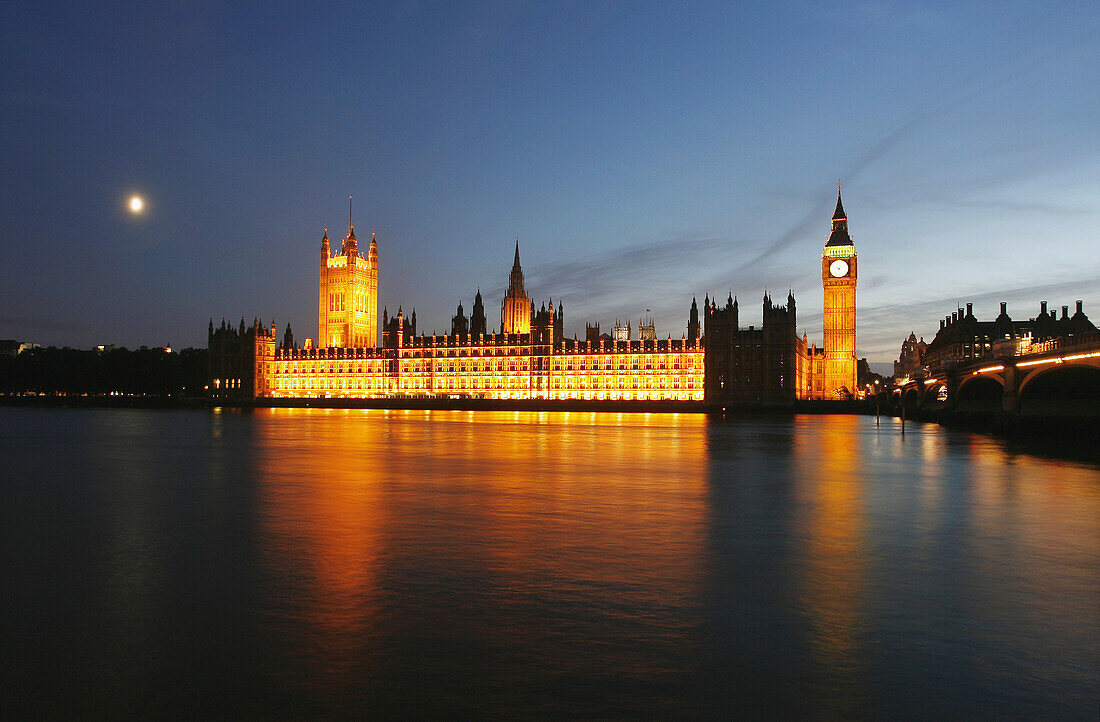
[[209, 193, 860, 404], [267, 334, 704, 401], [272, 244, 704, 400], [822, 190, 858, 397], [501, 242, 531, 335], [922, 299, 1096, 370], [319, 218, 378, 349]]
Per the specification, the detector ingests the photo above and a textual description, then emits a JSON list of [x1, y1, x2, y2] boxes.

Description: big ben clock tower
[[822, 187, 858, 397]]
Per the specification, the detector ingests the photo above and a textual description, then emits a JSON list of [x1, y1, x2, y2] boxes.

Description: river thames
[[3, 407, 1097, 717]]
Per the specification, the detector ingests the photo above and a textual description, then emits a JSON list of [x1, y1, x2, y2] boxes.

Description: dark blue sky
[[2, 2, 1097, 363]]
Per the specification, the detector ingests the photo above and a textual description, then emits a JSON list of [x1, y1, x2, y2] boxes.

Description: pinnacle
[[833, 188, 846, 220]]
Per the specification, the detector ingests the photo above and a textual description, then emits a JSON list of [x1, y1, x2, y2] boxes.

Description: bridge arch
[[956, 375, 1004, 413], [902, 387, 920, 410], [923, 381, 948, 406], [1018, 365, 1100, 419]]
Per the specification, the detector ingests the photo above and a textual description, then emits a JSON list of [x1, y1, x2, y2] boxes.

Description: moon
[[129, 195, 144, 213]]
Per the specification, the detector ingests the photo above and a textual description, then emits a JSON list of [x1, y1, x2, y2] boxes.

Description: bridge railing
[[1015, 333, 1100, 356]]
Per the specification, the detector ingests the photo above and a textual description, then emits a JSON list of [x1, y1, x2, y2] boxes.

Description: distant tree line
[[0, 347, 208, 397]]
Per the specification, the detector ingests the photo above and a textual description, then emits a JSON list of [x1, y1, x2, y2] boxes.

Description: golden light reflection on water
[[252, 409, 711, 703], [5, 407, 1099, 717], [790, 415, 868, 710], [253, 410, 390, 688]]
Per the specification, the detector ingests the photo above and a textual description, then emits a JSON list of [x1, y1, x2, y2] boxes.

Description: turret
[[451, 301, 469, 336], [344, 226, 358, 258], [320, 228, 330, 264]]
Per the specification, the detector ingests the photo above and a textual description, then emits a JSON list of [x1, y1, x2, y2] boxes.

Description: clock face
[[829, 259, 849, 277]]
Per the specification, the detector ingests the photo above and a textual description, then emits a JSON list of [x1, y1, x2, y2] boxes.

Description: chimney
[[940, 319, 945, 330], [1077, 300, 1084, 314], [1062, 305, 1069, 320], [1041, 300, 1048, 315], [966, 303, 973, 317], [952, 311, 958, 322]]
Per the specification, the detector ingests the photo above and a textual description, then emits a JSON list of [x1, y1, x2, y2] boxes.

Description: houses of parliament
[[208, 192, 860, 404]]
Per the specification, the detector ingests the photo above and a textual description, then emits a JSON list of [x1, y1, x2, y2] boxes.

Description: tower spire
[[349, 195, 353, 233], [827, 185, 851, 246], [502, 237, 530, 335], [833, 183, 846, 221]]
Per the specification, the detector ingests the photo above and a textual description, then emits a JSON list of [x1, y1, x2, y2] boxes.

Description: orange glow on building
[[209, 193, 863, 404], [319, 217, 379, 349], [267, 335, 704, 401], [822, 189, 858, 398]]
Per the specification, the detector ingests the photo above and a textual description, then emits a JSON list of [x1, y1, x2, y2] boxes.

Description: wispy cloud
[[735, 24, 1094, 273]]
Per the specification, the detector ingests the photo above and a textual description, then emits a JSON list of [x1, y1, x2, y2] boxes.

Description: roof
[[833, 190, 846, 220], [826, 226, 852, 247], [825, 190, 852, 247]]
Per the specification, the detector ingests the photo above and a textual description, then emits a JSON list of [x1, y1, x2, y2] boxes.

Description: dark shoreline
[[0, 394, 875, 415]]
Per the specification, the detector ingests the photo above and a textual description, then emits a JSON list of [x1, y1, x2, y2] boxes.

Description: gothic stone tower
[[501, 241, 531, 335], [822, 189, 858, 396], [318, 216, 379, 348]]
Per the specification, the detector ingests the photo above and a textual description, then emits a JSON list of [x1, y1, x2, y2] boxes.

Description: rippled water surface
[[3, 407, 1098, 717]]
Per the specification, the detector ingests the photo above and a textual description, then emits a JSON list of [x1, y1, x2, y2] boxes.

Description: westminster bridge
[[893, 333, 1100, 422]]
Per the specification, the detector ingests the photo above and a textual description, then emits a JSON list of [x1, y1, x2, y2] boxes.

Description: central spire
[[826, 185, 852, 247], [501, 238, 530, 335], [508, 238, 525, 296]]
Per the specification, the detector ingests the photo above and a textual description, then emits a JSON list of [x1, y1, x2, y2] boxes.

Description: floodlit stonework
[[209, 194, 863, 404]]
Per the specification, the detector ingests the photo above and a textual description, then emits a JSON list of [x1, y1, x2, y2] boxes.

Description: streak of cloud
[[734, 27, 1094, 274]]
